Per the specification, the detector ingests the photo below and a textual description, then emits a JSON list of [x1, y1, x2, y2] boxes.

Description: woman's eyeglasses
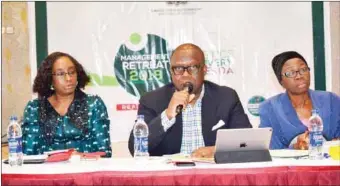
[[52, 70, 77, 79], [283, 66, 310, 78], [171, 65, 201, 75]]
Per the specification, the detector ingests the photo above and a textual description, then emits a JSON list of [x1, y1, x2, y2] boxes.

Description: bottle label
[[134, 137, 148, 153], [309, 131, 323, 147], [8, 137, 22, 153]]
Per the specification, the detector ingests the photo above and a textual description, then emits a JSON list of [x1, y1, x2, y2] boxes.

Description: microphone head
[[183, 82, 194, 94]]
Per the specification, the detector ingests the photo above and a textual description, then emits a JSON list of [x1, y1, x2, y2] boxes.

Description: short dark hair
[[271, 51, 308, 82], [33, 52, 90, 98]]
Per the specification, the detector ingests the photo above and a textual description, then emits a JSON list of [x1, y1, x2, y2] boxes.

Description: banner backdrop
[[46, 2, 315, 142]]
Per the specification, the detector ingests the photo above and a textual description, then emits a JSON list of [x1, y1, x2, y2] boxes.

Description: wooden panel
[[2, 145, 9, 159]]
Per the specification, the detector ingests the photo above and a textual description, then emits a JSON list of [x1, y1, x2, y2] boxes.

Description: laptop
[[215, 127, 272, 152]]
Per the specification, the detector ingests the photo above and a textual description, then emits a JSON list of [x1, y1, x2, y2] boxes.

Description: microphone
[[176, 82, 194, 114]]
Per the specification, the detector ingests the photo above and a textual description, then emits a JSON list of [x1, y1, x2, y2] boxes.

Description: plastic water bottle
[[7, 116, 23, 166], [133, 115, 149, 158], [308, 109, 324, 160]]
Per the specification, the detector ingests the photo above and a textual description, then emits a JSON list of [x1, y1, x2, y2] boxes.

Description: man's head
[[170, 43, 207, 94]]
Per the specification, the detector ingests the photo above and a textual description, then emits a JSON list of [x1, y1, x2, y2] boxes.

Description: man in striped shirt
[[128, 43, 252, 157]]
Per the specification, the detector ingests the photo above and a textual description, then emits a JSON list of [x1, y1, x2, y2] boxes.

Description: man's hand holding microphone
[[165, 82, 195, 120]]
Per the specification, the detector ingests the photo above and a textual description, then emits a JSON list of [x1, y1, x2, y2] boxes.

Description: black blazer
[[128, 81, 252, 156]]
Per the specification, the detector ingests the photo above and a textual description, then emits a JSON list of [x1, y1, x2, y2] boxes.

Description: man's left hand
[[191, 146, 215, 158]]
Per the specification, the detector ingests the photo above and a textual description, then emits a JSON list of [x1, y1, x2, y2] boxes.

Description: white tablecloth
[[2, 155, 339, 175]]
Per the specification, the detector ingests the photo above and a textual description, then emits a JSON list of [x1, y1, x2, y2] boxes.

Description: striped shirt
[[161, 85, 205, 154]]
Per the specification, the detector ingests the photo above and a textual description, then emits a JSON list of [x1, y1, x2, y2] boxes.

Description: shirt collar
[[199, 84, 205, 100], [195, 84, 205, 104]]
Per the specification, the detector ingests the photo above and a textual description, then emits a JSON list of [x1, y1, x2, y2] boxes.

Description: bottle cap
[[311, 109, 319, 115], [10, 116, 18, 121], [137, 115, 144, 120]]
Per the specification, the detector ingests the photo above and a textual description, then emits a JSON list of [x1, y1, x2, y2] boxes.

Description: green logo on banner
[[114, 33, 172, 98], [130, 33, 142, 45], [247, 96, 265, 116]]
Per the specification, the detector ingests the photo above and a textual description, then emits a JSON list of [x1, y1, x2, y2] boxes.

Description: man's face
[[170, 46, 207, 94]]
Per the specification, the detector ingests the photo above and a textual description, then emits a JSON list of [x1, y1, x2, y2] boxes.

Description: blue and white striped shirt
[[161, 85, 205, 154]]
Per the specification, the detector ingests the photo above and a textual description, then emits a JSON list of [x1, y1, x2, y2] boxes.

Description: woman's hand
[[293, 131, 309, 150], [191, 146, 215, 158]]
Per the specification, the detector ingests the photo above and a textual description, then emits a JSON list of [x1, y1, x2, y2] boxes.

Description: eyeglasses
[[171, 65, 201, 75], [52, 70, 77, 79], [283, 66, 310, 78]]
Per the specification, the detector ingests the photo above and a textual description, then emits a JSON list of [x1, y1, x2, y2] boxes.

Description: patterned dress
[[22, 90, 112, 157]]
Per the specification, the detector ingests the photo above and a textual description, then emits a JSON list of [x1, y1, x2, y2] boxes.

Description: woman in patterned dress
[[22, 52, 112, 157]]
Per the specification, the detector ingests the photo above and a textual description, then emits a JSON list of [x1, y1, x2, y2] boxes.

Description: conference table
[[2, 151, 340, 185]]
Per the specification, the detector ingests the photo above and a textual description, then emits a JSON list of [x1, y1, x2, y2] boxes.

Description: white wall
[[324, 2, 340, 95]]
